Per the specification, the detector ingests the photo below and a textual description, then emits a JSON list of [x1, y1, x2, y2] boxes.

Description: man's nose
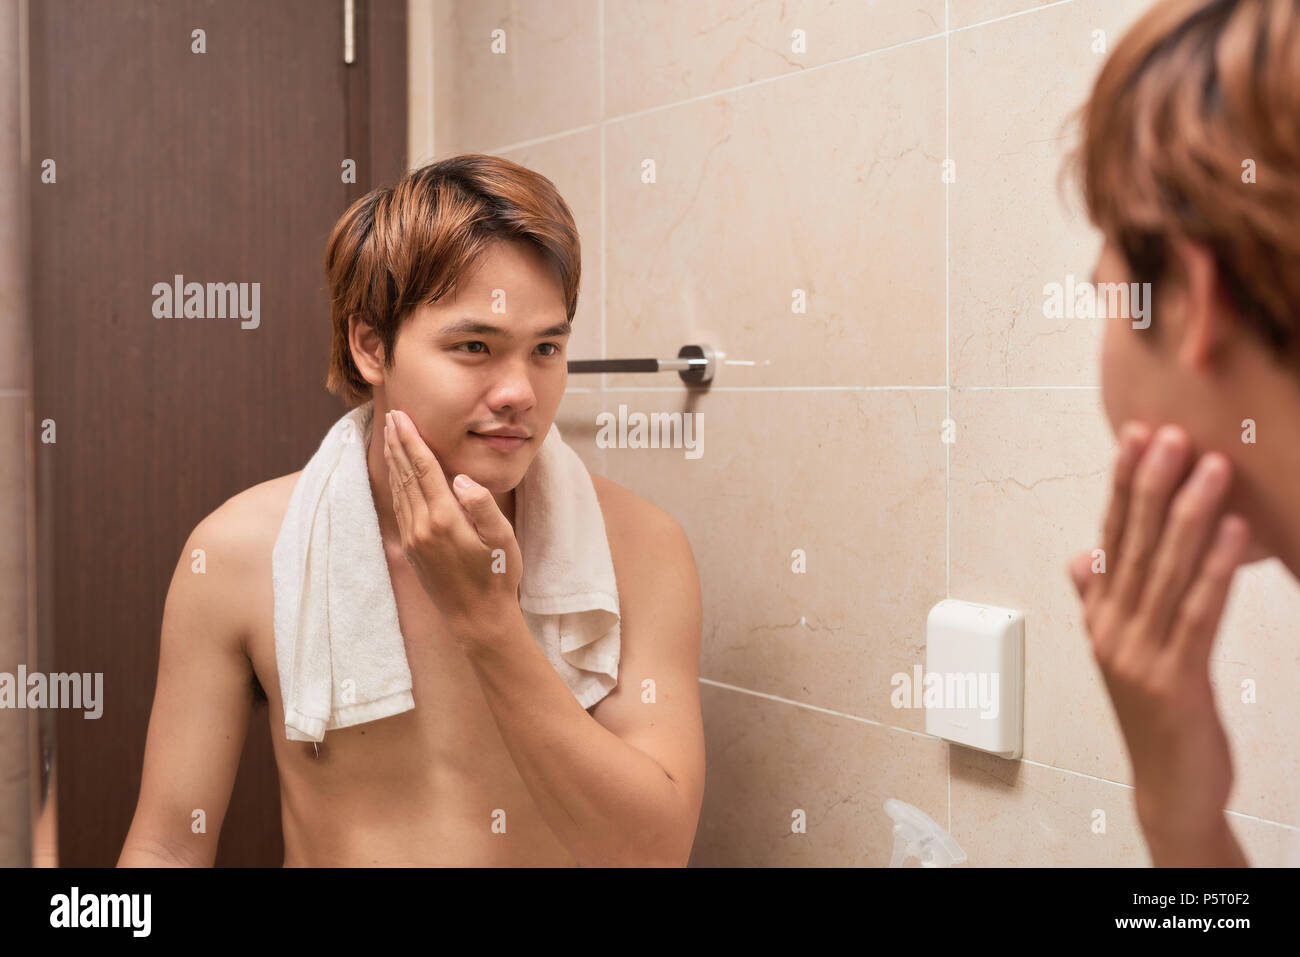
[[489, 359, 537, 410]]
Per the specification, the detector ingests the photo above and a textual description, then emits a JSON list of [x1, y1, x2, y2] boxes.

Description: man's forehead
[[433, 313, 572, 341]]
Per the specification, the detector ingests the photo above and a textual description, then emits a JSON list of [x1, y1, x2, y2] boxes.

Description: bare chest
[[244, 533, 575, 864]]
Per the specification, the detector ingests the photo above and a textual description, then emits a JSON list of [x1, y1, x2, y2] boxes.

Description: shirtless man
[[117, 156, 706, 866], [1065, 0, 1300, 866]]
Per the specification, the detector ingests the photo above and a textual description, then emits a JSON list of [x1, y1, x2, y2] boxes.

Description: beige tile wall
[[411, 0, 1300, 866]]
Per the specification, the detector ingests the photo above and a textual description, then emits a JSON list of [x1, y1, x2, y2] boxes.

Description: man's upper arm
[[119, 504, 257, 866], [588, 486, 705, 853]]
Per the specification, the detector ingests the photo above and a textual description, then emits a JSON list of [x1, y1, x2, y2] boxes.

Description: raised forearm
[[1141, 809, 1249, 867], [460, 607, 692, 867]]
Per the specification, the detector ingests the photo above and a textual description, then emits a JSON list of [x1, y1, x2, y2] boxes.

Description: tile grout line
[[950, 0, 1078, 37], [561, 385, 1101, 393], [699, 676, 1300, 833], [944, 0, 951, 835], [699, 676, 941, 737], [483, 1, 1079, 158], [944, 0, 950, 598]]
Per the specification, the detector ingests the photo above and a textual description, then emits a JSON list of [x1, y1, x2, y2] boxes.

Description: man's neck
[[1211, 355, 1300, 581], [1235, 431, 1300, 580], [496, 487, 517, 529]]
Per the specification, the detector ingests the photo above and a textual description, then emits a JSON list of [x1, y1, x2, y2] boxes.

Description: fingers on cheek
[[1088, 607, 1128, 668], [1209, 514, 1249, 569], [386, 458, 399, 502], [1117, 427, 1147, 486], [1085, 620, 1109, 665], [388, 473, 407, 531], [1120, 425, 1152, 474]]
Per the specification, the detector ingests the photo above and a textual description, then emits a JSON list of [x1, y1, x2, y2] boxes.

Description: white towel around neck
[[271, 400, 621, 742]]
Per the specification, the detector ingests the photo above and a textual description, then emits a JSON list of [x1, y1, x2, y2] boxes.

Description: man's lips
[[470, 431, 528, 451]]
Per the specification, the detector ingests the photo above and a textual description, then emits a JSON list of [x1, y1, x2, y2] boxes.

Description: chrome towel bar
[[567, 343, 716, 385]]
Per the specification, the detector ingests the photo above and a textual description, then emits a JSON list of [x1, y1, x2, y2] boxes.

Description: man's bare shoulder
[[587, 471, 684, 542], [181, 470, 303, 622], [162, 471, 302, 664], [221, 470, 302, 531], [586, 472, 698, 597], [197, 470, 303, 555]]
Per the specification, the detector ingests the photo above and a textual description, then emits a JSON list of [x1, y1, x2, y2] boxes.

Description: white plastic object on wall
[[923, 599, 1024, 759]]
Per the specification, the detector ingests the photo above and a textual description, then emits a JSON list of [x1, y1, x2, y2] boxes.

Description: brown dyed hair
[[1065, 0, 1300, 368], [324, 154, 582, 407]]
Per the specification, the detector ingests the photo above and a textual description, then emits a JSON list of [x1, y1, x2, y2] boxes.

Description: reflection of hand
[[383, 409, 523, 641], [1067, 422, 1250, 865]]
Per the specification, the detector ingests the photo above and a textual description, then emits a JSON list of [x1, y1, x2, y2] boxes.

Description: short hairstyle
[[324, 154, 582, 407], [1065, 0, 1300, 368]]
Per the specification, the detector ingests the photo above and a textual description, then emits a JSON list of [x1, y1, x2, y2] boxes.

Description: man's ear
[[349, 313, 387, 387], [1172, 238, 1232, 373]]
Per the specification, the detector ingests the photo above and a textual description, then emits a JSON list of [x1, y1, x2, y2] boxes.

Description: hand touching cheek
[[384, 409, 524, 641], [1068, 423, 1251, 858]]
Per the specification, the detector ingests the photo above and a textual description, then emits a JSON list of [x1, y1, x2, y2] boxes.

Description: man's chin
[[445, 463, 525, 495]]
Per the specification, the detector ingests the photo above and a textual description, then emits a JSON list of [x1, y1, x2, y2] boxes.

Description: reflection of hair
[[1066, 0, 1300, 368], [324, 154, 582, 407]]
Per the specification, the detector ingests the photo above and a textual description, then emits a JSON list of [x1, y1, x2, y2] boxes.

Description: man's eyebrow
[[440, 317, 572, 340]]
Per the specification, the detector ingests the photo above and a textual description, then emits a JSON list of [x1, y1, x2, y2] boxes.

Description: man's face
[[1094, 237, 1271, 562], [1096, 238, 1164, 437], [377, 239, 571, 495]]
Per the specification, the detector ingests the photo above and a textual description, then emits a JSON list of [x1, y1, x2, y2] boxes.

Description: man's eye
[[538, 343, 560, 356], [456, 342, 487, 354]]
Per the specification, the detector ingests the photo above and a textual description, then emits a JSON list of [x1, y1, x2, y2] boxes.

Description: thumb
[[452, 474, 508, 541]]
